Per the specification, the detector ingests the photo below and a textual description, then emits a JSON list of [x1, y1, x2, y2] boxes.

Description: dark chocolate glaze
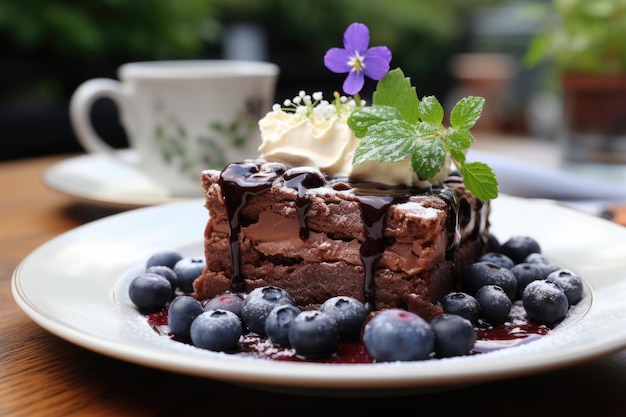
[[218, 161, 466, 307], [218, 161, 285, 292], [435, 185, 462, 260], [282, 167, 327, 240], [355, 194, 395, 308]]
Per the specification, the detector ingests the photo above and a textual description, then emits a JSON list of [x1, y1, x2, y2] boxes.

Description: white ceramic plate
[[11, 196, 626, 395], [42, 151, 192, 209]]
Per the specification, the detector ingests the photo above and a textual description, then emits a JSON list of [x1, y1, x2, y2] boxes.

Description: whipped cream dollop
[[258, 99, 451, 186]]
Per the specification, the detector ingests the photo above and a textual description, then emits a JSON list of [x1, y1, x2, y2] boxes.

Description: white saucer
[[43, 151, 194, 209]]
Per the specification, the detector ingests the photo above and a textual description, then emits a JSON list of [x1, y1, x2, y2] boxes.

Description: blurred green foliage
[[0, 0, 217, 61], [1, 0, 501, 75], [525, 0, 626, 74], [213, 0, 502, 78]]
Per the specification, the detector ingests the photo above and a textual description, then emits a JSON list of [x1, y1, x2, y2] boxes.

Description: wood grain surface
[[1, 154, 626, 417]]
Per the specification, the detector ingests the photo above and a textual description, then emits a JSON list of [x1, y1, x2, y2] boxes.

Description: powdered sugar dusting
[[395, 201, 439, 219]]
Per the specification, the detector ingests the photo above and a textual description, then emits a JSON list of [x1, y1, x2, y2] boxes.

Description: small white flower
[[274, 89, 359, 119], [345, 100, 357, 111], [312, 100, 340, 119], [272, 103, 281, 111]]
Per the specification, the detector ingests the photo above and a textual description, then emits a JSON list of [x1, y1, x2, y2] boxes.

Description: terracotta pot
[[561, 73, 626, 164]]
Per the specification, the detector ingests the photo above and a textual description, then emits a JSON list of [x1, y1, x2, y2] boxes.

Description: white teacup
[[70, 60, 279, 197]]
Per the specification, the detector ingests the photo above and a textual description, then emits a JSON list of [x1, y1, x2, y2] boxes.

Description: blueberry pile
[[363, 310, 475, 361], [443, 235, 584, 328], [129, 257, 368, 358], [127, 235, 584, 363]]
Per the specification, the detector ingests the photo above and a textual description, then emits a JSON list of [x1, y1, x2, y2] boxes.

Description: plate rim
[[11, 196, 626, 392]]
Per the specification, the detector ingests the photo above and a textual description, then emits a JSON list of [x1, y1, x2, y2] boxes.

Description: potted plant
[[525, 0, 626, 164]]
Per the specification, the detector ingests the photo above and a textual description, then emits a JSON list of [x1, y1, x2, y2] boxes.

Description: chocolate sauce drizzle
[[218, 161, 464, 309], [355, 194, 395, 308], [437, 186, 462, 260], [283, 167, 326, 240], [218, 162, 285, 292]]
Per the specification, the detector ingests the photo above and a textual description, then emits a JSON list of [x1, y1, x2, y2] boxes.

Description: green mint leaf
[[419, 96, 444, 126], [411, 139, 446, 180], [415, 121, 440, 137], [450, 96, 485, 130], [353, 119, 417, 165], [459, 161, 499, 201], [450, 148, 466, 165], [348, 105, 403, 138], [348, 68, 493, 200], [372, 68, 420, 124], [445, 127, 474, 151]]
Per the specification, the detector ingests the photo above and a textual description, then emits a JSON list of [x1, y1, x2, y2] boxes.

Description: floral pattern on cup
[[154, 96, 265, 178]]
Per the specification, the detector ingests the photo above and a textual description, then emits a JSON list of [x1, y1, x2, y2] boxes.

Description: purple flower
[[324, 22, 392, 96]]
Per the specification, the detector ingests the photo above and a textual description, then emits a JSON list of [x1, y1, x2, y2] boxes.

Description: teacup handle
[[69, 78, 137, 166]]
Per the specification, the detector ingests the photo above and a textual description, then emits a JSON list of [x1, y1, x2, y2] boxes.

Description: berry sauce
[[146, 300, 549, 364]]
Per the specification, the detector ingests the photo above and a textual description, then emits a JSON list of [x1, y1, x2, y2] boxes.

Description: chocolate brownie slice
[[194, 160, 490, 321]]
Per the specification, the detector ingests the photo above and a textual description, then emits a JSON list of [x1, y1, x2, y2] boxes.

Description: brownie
[[194, 160, 490, 321]]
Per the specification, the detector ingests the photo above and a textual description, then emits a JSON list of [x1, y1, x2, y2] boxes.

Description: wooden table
[[2, 153, 626, 416]]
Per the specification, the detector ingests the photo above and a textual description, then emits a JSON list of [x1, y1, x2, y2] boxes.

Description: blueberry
[[546, 269, 584, 305], [204, 293, 244, 317], [288, 311, 339, 358], [510, 263, 544, 299], [430, 314, 476, 358], [523, 280, 569, 326], [500, 236, 541, 264], [462, 261, 518, 301], [523, 253, 561, 278], [190, 310, 242, 352], [440, 292, 481, 324], [264, 305, 301, 346], [146, 265, 178, 290], [475, 285, 512, 324], [363, 309, 434, 362], [168, 296, 204, 340], [146, 249, 183, 269], [319, 296, 368, 340], [478, 252, 514, 269], [128, 272, 172, 311], [488, 234, 501, 252], [173, 257, 206, 293], [241, 286, 295, 335]]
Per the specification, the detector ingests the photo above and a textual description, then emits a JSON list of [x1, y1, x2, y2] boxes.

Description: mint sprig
[[349, 68, 498, 201]]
